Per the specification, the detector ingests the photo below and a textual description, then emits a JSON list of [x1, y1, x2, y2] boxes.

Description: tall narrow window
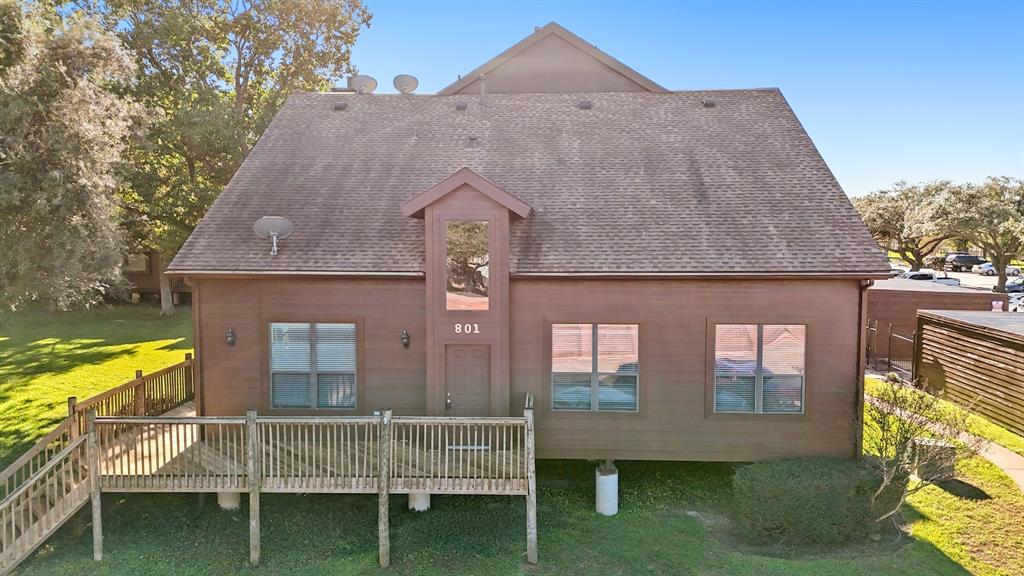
[[713, 324, 805, 414], [446, 220, 489, 310], [552, 323, 639, 412], [270, 323, 356, 409]]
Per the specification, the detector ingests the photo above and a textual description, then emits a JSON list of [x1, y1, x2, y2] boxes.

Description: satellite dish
[[347, 75, 377, 94], [393, 74, 419, 94], [253, 216, 294, 256]]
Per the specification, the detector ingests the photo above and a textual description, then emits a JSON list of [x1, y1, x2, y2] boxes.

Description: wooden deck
[[96, 404, 528, 495], [3, 375, 537, 573]]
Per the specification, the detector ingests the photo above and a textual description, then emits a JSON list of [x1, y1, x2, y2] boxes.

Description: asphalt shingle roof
[[168, 89, 889, 275]]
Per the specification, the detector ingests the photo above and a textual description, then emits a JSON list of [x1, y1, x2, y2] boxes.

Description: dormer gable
[[400, 168, 532, 219], [437, 22, 667, 95]]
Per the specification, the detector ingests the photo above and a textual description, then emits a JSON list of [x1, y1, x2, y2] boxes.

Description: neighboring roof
[[401, 167, 532, 219], [437, 22, 667, 95], [168, 90, 889, 276], [919, 310, 1024, 344], [870, 278, 989, 294]]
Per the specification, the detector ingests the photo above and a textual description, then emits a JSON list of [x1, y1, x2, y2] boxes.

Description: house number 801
[[454, 323, 480, 334]]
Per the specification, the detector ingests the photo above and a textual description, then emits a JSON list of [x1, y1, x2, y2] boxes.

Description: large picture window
[[552, 323, 639, 412], [446, 220, 490, 311], [713, 324, 805, 414], [270, 323, 356, 409]]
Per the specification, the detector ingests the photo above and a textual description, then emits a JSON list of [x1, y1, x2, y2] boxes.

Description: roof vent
[[702, 97, 716, 108], [333, 102, 348, 111], [455, 101, 468, 111], [329, 86, 353, 93], [577, 100, 593, 110], [468, 135, 479, 148]]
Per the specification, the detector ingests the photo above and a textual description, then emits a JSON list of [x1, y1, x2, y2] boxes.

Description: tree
[[863, 374, 986, 524], [0, 2, 141, 311], [943, 177, 1024, 292], [87, 0, 372, 314], [853, 181, 952, 271]]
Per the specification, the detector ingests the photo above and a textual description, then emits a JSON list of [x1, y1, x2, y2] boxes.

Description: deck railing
[[72, 354, 195, 426], [0, 354, 195, 574], [0, 361, 535, 573], [0, 434, 91, 572], [0, 419, 79, 502], [389, 417, 528, 494], [87, 396, 537, 568]]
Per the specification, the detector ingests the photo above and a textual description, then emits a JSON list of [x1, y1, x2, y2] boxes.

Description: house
[[125, 251, 191, 302], [168, 22, 889, 462], [915, 310, 1024, 436]]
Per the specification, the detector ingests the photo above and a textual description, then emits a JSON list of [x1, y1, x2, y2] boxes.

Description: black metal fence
[[866, 319, 915, 380]]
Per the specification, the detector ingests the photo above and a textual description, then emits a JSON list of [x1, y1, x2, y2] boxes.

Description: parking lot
[[945, 270, 1002, 291]]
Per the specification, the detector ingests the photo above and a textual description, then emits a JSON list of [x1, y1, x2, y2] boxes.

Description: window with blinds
[[270, 323, 356, 409], [713, 324, 805, 414], [552, 323, 638, 412]]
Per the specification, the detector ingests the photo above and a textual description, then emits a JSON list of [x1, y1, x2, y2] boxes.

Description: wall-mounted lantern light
[[400, 330, 410, 349], [226, 328, 236, 347]]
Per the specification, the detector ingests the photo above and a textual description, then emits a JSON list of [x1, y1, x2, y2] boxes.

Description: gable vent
[[577, 100, 593, 110]]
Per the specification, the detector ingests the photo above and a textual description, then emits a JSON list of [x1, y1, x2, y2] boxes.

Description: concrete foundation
[[217, 492, 241, 510], [596, 461, 618, 516], [408, 492, 431, 512]]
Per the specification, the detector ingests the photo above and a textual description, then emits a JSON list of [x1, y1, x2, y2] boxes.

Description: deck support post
[[524, 394, 537, 564], [134, 370, 146, 416], [246, 410, 261, 566], [378, 409, 393, 568], [85, 409, 103, 561]]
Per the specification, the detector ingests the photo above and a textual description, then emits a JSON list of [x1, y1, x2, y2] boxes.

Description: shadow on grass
[[934, 479, 991, 501]]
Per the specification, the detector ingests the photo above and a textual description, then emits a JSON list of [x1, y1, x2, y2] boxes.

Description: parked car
[[945, 254, 987, 272], [899, 269, 961, 286], [995, 277, 1024, 294], [926, 252, 966, 270], [972, 262, 1022, 276]]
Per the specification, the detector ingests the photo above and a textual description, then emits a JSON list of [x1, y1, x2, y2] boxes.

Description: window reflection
[[446, 220, 489, 310]]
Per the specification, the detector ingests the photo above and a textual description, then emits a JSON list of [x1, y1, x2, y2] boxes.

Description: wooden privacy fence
[[0, 354, 195, 574], [88, 395, 538, 568], [915, 311, 1024, 437]]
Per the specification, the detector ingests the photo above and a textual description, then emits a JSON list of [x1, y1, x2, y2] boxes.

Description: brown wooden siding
[[194, 276, 864, 462], [194, 277, 427, 417], [915, 314, 1024, 437], [867, 284, 1005, 359], [509, 278, 863, 461]]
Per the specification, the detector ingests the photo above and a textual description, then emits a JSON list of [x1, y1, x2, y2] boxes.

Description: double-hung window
[[713, 324, 805, 414], [270, 323, 356, 409], [551, 323, 639, 412]]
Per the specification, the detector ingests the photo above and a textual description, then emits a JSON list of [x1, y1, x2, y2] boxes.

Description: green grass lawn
[[865, 376, 1024, 458], [0, 305, 193, 469], [4, 307, 1024, 575]]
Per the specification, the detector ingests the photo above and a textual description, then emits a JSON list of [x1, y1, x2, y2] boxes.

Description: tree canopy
[[89, 0, 372, 313], [943, 177, 1024, 291], [0, 2, 141, 311], [853, 181, 953, 271]]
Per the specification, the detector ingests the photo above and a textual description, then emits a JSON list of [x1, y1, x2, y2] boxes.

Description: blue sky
[[349, 0, 1023, 197]]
